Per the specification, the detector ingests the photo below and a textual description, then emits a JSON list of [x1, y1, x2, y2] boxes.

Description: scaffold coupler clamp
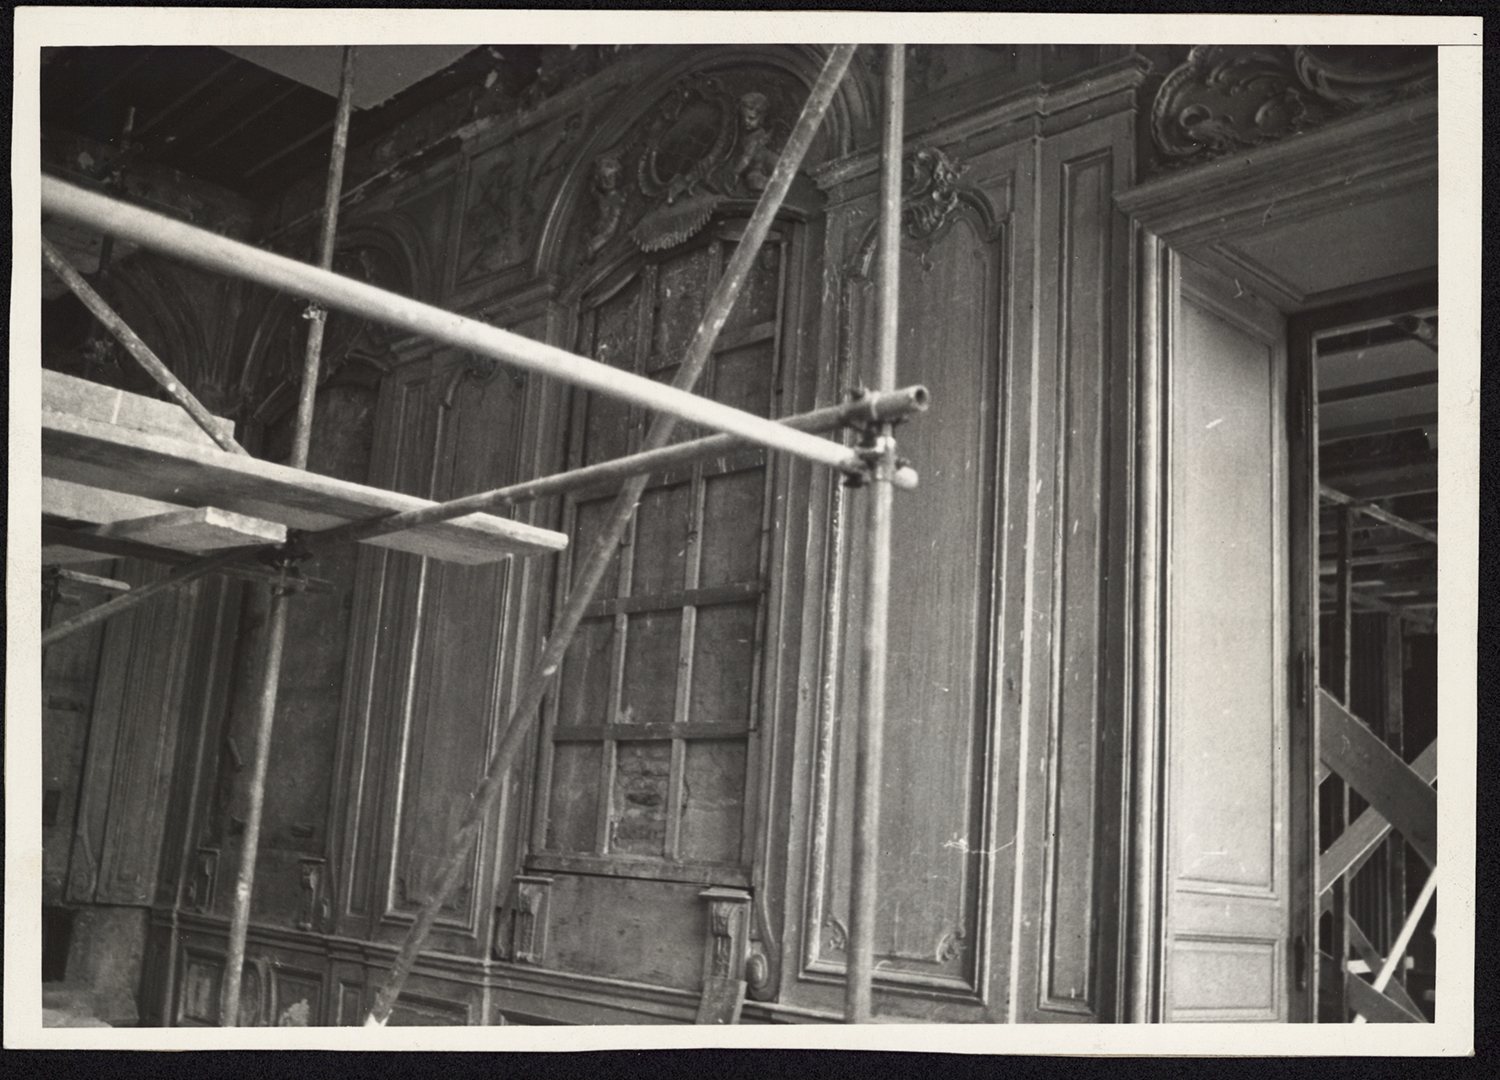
[[259, 530, 313, 594], [846, 430, 899, 489]]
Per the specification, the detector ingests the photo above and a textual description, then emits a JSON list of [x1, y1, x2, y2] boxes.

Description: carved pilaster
[[696, 886, 752, 1024], [499, 875, 553, 965], [296, 856, 328, 933]]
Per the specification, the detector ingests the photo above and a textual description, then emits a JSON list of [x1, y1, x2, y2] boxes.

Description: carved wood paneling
[[386, 991, 473, 1026], [459, 112, 583, 285], [807, 181, 1005, 998], [271, 965, 324, 1026], [544, 874, 708, 992], [1005, 127, 1131, 1022], [341, 364, 445, 927], [68, 560, 200, 906], [1148, 45, 1436, 171], [333, 320, 534, 950]]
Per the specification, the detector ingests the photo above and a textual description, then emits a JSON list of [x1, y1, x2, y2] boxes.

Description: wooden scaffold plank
[[43, 407, 566, 565]]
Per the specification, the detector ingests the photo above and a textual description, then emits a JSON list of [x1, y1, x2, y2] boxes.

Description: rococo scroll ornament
[[1150, 44, 1437, 165], [901, 146, 967, 240]]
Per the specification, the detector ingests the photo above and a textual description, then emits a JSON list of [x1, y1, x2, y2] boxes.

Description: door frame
[[1116, 93, 1438, 1023]]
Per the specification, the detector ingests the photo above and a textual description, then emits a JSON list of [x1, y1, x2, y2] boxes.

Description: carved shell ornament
[[1150, 44, 1437, 165], [581, 73, 798, 259]]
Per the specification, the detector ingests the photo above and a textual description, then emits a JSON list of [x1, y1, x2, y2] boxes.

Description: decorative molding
[[1150, 45, 1436, 168], [506, 875, 554, 965], [936, 924, 968, 965], [822, 915, 848, 956], [185, 846, 218, 913], [697, 887, 751, 1024], [901, 147, 967, 240], [1119, 94, 1436, 254], [845, 146, 1003, 281], [296, 857, 329, 933], [627, 75, 793, 253]]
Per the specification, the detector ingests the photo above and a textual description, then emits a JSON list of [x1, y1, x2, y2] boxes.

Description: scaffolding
[[40, 44, 916, 1026]]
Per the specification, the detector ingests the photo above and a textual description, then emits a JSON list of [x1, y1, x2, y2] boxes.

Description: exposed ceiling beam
[[1318, 369, 1438, 405], [243, 118, 335, 180], [1319, 482, 1437, 544], [134, 56, 240, 138], [195, 82, 304, 154], [1322, 411, 1438, 444]]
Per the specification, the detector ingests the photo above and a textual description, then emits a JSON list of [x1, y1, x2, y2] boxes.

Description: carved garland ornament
[[1151, 44, 1437, 165]]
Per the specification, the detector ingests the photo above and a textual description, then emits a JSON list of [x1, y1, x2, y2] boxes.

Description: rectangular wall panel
[[809, 176, 1006, 999], [1161, 257, 1289, 1022]]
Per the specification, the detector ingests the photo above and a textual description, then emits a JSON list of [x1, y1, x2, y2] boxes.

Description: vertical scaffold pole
[[846, 41, 904, 1025], [363, 44, 858, 1027], [291, 45, 358, 471], [219, 45, 357, 1028]]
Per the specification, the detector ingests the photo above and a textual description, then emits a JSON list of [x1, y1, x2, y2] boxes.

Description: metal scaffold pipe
[[302, 385, 928, 555], [37, 386, 926, 650], [846, 41, 904, 1026], [40, 184, 865, 478], [363, 42, 859, 1027], [40, 544, 269, 648], [290, 44, 357, 473]]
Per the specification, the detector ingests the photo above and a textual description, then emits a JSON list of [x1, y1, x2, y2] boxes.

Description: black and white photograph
[[7, 9, 1480, 1053]]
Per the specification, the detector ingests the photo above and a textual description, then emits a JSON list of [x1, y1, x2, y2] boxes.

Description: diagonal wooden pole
[[1352, 866, 1437, 1024], [364, 43, 858, 1026], [220, 45, 358, 1028]]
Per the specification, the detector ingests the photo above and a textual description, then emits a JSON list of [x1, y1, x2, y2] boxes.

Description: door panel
[[1161, 256, 1290, 1021]]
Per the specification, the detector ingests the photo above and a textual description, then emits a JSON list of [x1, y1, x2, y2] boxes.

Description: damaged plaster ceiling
[[219, 45, 477, 111]]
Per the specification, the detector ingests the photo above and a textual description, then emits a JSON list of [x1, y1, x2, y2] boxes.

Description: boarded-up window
[[537, 230, 783, 880]]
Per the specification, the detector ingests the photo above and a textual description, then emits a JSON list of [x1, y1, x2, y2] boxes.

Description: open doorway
[[1293, 286, 1439, 1023]]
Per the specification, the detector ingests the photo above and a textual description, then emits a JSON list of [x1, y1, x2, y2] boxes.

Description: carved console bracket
[[296, 856, 329, 933], [696, 886, 752, 1024], [1150, 45, 1437, 168], [185, 846, 219, 913], [497, 874, 553, 964]]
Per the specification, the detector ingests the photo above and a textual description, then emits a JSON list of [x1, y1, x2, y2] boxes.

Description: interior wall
[[55, 43, 1154, 1027]]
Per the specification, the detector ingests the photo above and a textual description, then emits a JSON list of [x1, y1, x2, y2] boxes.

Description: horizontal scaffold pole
[[40, 544, 276, 648], [41, 176, 867, 478], [303, 385, 928, 554], [40, 522, 333, 594]]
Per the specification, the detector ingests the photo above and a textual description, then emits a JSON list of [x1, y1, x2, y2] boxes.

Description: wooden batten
[[1318, 690, 1437, 870]]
